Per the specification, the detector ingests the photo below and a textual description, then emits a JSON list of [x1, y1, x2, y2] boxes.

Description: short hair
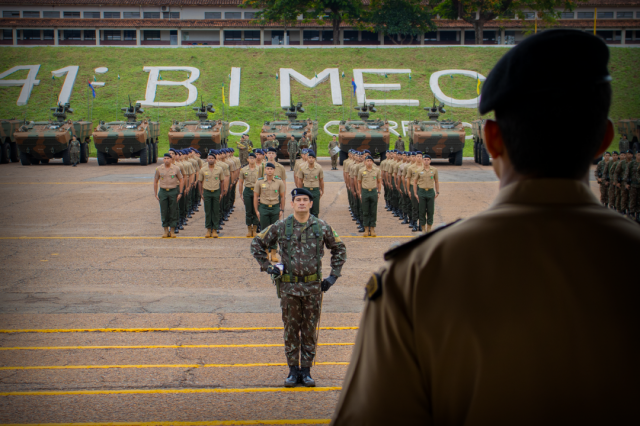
[[495, 83, 611, 179]]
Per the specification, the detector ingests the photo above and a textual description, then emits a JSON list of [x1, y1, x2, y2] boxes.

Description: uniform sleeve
[[296, 168, 304, 179], [434, 168, 439, 181], [318, 167, 324, 179], [323, 225, 347, 277], [279, 180, 286, 194], [224, 166, 230, 177], [175, 167, 183, 179], [255, 183, 262, 196], [357, 169, 363, 182], [250, 223, 281, 271], [154, 168, 160, 180], [197, 168, 204, 182]]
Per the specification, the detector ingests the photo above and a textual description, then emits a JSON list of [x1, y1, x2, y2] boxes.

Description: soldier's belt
[[281, 273, 320, 283]]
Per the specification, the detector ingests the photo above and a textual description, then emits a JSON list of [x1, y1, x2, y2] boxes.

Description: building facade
[[1, 0, 639, 46]]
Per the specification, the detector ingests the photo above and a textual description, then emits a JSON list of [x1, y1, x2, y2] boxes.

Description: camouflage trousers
[[608, 185, 618, 210], [239, 150, 248, 167], [70, 149, 80, 164], [619, 187, 629, 212], [629, 186, 639, 213], [331, 154, 338, 169], [599, 183, 608, 205], [281, 292, 322, 368]]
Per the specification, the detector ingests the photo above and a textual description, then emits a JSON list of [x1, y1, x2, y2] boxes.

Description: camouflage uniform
[[69, 138, 81, 165], [250, 214, 347, 367], [607, 159, 619, 209], [328, 140, 339, 169], [287, 140, 298, 171], [594, 158, 609, 205], [394, 137, 405, 152], [237, 138, 253, 167], [623, 158, 639, 216], [615, 159, 631, 212]]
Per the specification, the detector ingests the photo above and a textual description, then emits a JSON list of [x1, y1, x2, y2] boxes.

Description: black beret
[[267, 147, 277, 152], [423, 154, 431, 159], [291, 188, 314, 200], [363, 149, 371, 154], [480, 30, 611, 115], [365, 155, 374, 161], [307, 150, 316, 158], [415, 151, 422, 155], [163, 153, 171, 158], [265, 162, 276, 169], [613, 151, 619, 154], [248, 152, 256, 158], [623, 150, 631, 154]]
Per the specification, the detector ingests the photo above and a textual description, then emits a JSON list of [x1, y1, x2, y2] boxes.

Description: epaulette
[[257, 177, 264, 180], [275, 176, 281, 179], [383, 220, 461, 261]]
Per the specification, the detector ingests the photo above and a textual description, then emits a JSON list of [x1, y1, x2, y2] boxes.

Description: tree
[[434, 0, 584, 45], [308, 1, 364, 46], [363, 0, 436, 45], [241, 0, 307, 45]]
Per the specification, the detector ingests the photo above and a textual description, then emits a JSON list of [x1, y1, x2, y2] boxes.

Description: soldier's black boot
[[358, 224, 365, 232], [284, 366, 299, 387], [299, 367, 315, 387], [398, 212, 405, 221], [402, 214, 410, 224], [418, 224, 423, 232], [412, 221, 419, 232]]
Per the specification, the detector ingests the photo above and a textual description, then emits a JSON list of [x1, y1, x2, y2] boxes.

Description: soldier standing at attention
[[261, 148, 287, 185], [297, 150, 324, 217], [616, 150, 633, 216], [294, 149, 309, 187], [230, 148, 241, 210], [237, 134, 251, 167], [328, 135, 339, 170], [595, 152, 610, 206], [394, 135, 405, 152], [287, 135, 298, 170], [613, 150, 629, 213], [413, 154, 440, 233], [606, 151, 619, 210], [198, 151, 224, 238], [239, 152, 260, 237], [406, 152, 423, 231], [251, 188, 347, 388], [619, 134, 629, 152], [344, 150, 354, 218], [631, 151, 640, 223], [254, 162, 286, 261], [357, 155, 382, 237], [223, 148, 238, 222], [154, 153, 184, 238], [215, 150, 230, 231], [69, 135, 81, 167]]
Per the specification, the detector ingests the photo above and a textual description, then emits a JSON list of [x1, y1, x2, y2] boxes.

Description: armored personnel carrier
[[13, 104, 93, 165], [260, 102, 318, 161], [471, 118, 490, 166], [92, 99, 159, 166], [407, 102, 466, 166], [337, 102, 390, 165], [0, 119, 22, 163], [617, 119, 640, 153], [168, 101, 229, 157]]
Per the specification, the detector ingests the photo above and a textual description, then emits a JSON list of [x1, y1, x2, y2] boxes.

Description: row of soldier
[[595, 150, 640, 222]]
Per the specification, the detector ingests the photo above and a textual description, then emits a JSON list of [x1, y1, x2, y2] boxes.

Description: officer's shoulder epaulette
[[257, 177, 264, 180], [275, 176, 282, 179], [383, 219, 461, 261]]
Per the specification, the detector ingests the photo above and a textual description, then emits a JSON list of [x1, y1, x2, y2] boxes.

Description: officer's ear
[[484, 120, 504, 160]]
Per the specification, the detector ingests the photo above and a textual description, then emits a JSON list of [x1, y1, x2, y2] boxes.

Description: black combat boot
[[412, 221, 419, 232], [358, 224, 365, 232], [398, 212, 405, 221], [402, 214, 410, 224], [284, 366, 299, 387], [392, 209, 399, 217], [299, 367, 315, 387], [187, 212, 192, 218], [418, 224, 423, 232]]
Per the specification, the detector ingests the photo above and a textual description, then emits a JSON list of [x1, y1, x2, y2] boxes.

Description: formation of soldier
[[596, 149, 640, 223], [262, 134, 279, 150]]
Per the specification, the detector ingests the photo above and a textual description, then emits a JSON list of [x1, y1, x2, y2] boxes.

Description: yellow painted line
[[0, 326, 357, 333], [0, 420, 330, 425], [0, 343, 354, 351], [0, 236, 412, 240], [0, 386, 342, 397], [0, 362, 349, 370]]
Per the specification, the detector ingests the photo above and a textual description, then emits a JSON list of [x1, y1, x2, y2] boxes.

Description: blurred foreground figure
[[332, 30, 640, 426]]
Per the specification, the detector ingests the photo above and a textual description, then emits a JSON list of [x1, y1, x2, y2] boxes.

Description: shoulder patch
[[256, 224, 271, 239], [365, 272, 383, 301], [384, 219, 461, 261], [275, 176, 281, 179], [257, 177, 264, 180]]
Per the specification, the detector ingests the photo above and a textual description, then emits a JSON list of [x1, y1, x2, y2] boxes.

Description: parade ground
[[0, 158, 600, 424]]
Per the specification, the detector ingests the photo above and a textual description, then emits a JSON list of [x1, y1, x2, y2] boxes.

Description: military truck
[[168, 101, 229, 157], [92, 99, 159, 166], [13, 104, 93, 165], [260, 102, 318, 161], [0, 119, 22, 163], [407, 102, 466, 166], [337, 102, 390, 165], [471, 118, 491, 166], [617, 119, 640, 153]]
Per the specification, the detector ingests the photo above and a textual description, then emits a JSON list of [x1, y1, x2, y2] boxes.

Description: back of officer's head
[[480, 30, 612, 179]]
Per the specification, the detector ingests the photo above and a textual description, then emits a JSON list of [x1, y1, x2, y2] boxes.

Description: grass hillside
[[1, 46, 638, 157]]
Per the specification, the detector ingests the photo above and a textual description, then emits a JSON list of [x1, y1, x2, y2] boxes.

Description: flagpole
[[594, 8, 597, 35], [116, 74, 119, 122]]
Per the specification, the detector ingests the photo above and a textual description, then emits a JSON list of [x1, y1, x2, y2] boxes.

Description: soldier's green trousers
[[403, 191, 411, 217], [361, 188, 378, 227], [599, 183, 608, 205], [410, 185, 419, 221], [630, 186, 639, 213], [243, 187, 259, 226], [239, 150, 248, 167], [259, 203, 280, 250], [331, 154, 338, 169], [70, 150, 80, 164], [281, 292, 322, 368], [391, 181, 399, 210], [179, 188, 187, 221], [203, 189, 221, 231], [608, 183, 616, 209], [418, 187, 436, 227], [303, 187, 321, 217], [158, 187, 179, 228], [620, 187, 629, 212]]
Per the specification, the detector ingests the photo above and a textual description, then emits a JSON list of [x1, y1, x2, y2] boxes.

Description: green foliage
[[361, 0, 436, 44], [0, 46, 636, 157]]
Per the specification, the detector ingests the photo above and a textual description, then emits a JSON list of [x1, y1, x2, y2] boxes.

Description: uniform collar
[[491, 179, 600, 207]]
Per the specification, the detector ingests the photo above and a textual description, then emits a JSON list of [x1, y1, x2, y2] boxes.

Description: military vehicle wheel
[[62, 148, 71, 166], [19, 151, 31, 166], [139, 145, 149, 166], [10, 142, 19, 162], [473, 140, 479, 163], [80, 143, 89, 163], [30, 158, 40, 165], [97, 150, 107, 166], [339, 150, 348, 166], [448, 156, 454, 164], [40, 159, 49, 164], [107, 158, 118, 164], [153, 143, 158, 163], [0, 142, 9, 164], [454, 150, 463, 166], [480, 143, 491, 166]]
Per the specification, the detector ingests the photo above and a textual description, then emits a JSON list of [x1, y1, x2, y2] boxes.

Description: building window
[[104, 30, 121, 40], [225, 12, 241, 19], [123, 30, 136, 40], [483, 30, 496, 42], [63, 12, 81, 18], [343, 30, 358, 41], [163, 12, 180, 19], [440, 31, 456, 41], [617, 12, 633, 18], [83, 30, 95, 40], [224, 30, 242, 41], [322, 30, 333, 41], [464, 30, 475, 40], [144, 12, 160, 19], [361, 31, 378, 41], [2, 11, 20, 18], [561, 12, 574, 19], [144, 30, 161, 40], [43, 30, 53, 39], [84, 12, 100, 19], [637, 12, 640, 18], [2, 29, 12, 39], [63, 30, 81, 40], [577, 12, 594, 19], [43, 11, 60, 18], [597, 11, 613, 19], [205, 12, 221, 19], [244, 30, 260, 40], [123, 12, 140, 19], [23, 30, 41, 40], [244, 12, 256, 19], [500, 12, 515, 19], [23, 11, 40, 18], [522, 12, 535, 19], [303, 30, 319, 41], [104, 12, 120, 19], [424, 31, 437, 41]]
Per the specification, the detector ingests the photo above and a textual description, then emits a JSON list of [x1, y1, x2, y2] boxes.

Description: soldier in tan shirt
[[405, 152, 423, 232], [254, 162, 286, 261], [357, 155, 382, 237], [296, 150, 324, 217], [239, 152, 260, 237], [215, 150, 231, 232], [198, 151, 225, 238], [412, 155, 439, 233], [154, 153, 184, 238]]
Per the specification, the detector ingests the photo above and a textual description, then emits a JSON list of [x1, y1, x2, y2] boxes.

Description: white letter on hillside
[[429, 70, 486, 108], [0, 65, 41, 106], [279, 68, 342, 108], [229, 67, 241, 107], [353, 69, 418, 107], [138, 66, 200, 108], [51, 66, 79, 105]]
